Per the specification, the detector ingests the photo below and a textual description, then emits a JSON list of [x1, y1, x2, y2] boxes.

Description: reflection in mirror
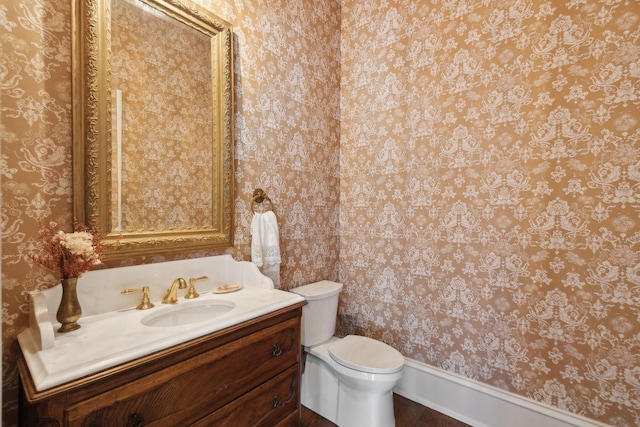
[[73, 0, 234, 261], [110, 0, 213, 232]]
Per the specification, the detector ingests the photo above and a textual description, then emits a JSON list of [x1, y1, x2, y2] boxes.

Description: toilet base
[[301, 350, 339, 424], [336, 385, 396, 427]]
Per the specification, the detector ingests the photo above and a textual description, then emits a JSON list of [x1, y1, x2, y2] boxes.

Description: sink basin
[[141, 299, 235, 327]]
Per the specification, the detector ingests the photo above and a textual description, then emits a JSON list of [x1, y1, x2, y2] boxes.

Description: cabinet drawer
[[65, 317, 300, 426], [192, 365, 300, 426]]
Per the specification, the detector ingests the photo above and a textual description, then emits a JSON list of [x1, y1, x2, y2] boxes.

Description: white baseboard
[[394, 358, 610, 427]]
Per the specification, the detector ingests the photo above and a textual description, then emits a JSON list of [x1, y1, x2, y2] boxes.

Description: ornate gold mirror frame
[[72, 0, 234, 261]]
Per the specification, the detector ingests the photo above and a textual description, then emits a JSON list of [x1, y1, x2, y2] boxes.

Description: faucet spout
[[162, 278, 187, 304]]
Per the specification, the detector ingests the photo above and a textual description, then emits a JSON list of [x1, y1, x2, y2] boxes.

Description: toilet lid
[[329, 335, 404, 374], [290, 280, 343, 300]]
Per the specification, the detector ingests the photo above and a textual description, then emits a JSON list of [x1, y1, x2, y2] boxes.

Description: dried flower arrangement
[[30, 221, 105, 281]]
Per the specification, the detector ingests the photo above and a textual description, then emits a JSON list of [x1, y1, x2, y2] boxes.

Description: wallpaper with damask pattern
[[2, 0, 640, 426], [338, 1, 640, 425]]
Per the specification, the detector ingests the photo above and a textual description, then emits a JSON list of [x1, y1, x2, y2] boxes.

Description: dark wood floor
[[301, 393, 470, 427]]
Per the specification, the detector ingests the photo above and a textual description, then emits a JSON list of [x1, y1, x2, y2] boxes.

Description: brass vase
[[56, 277, 82, 333]]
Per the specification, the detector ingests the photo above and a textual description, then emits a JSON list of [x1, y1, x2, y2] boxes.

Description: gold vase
[[56, 277, 82, 333]]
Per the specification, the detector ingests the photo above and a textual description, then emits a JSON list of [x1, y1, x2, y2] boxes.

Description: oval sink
[[141, 299, 235, 327]]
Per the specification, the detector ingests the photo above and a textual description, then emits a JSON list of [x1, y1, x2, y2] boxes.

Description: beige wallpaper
[[338, 1, 640, 426], [1, 0, 340, 425], [2, 0, 639, 426]]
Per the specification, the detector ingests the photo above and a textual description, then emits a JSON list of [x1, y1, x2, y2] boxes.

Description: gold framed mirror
[[72, 0, 234, 261]]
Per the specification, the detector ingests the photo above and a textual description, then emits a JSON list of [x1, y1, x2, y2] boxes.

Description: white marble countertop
[[17, 255, 305, 392], [18, 286, 304, 392]]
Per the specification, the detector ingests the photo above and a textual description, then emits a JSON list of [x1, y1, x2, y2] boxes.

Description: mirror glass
[[73, 0, 234, 261]]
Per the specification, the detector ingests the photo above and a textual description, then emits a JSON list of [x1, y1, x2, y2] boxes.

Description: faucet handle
[[185, 276, 208, 299], [121, 286, 155, 310]]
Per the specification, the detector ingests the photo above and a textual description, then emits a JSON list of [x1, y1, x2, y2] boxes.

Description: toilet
[[291, 280, 404, 427]]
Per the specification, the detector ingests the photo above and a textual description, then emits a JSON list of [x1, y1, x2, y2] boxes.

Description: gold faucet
[[185, 276, 208, 299], [162, 278, 187, 304], [121, 286, 155, 310]]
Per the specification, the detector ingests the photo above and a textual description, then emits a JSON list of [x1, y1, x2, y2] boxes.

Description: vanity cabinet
[[18, 303, 305, 427]]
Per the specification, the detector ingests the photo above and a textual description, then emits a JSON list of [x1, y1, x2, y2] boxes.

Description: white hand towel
[[251, 211, 281, 287]]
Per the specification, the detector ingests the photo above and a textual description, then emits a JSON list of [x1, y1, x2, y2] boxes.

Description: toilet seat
[[328, 335, 404, 374]]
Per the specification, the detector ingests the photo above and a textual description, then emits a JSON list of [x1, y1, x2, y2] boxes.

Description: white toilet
[[291, 280, 404, 427]]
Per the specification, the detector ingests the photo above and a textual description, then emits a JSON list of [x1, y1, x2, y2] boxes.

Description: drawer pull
[[127, 413, 143, 427], [272, 395, 285, 408], [272, 344, 283, 357]]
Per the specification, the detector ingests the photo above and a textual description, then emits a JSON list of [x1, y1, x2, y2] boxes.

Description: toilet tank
[[290, 280, 343, 347]]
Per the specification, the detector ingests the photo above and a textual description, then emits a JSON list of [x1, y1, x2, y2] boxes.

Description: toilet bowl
[[291, 281, 404, 427]]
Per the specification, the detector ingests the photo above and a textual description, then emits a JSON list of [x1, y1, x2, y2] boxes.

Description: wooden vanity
[[18, 302, 305, 426]]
